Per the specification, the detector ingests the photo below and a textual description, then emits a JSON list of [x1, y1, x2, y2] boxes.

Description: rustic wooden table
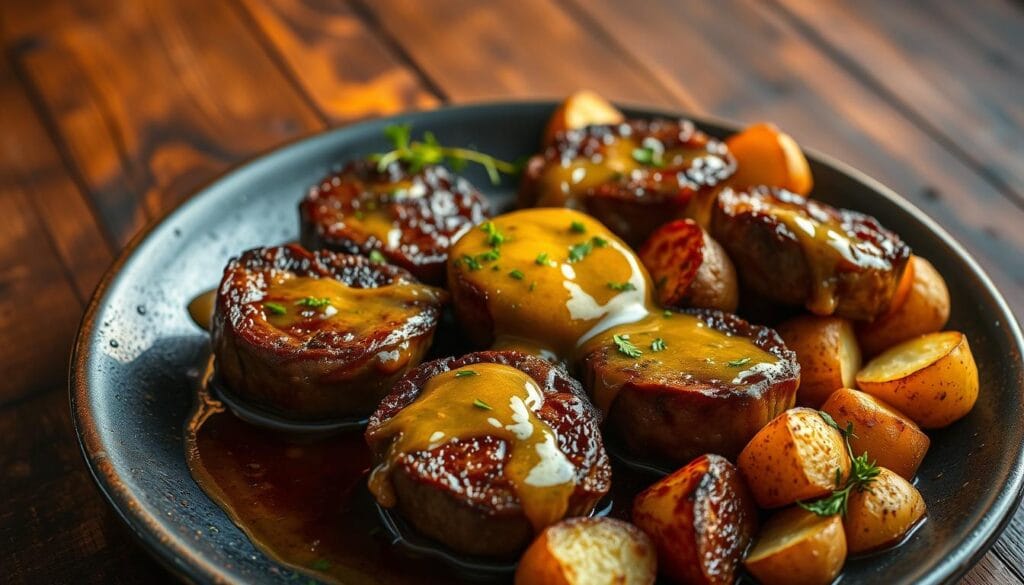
[[1, 1, 1022, 583]]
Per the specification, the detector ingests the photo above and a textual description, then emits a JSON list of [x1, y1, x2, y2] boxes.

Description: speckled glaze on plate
[[70, 102, 1024, 584]]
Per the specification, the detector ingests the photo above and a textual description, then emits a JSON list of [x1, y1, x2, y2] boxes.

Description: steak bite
[[300, 160, 490, 284], [212, 244, 446, 421], [365, 350, 611, 558], [518, 118, 736, 245], [580, 309, 799, 466], [710, 186, 911, 320]]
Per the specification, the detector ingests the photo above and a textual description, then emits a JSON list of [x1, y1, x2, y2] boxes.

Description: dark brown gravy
[[185, 361, 649, 584]]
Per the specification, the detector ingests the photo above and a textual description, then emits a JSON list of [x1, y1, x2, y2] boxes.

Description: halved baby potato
[[515, 517, 656, 585], [845, 467, 926, 554], [726, 122, 813, 195], [856, 331, 978, 428], [744, 507, 847, 585], [741, 407, 851, 508], [821, 388, 930, 480], [776, 315, 862, 408], [543, 90, 625, 145], [632, 454, 757, 585], [858, 256, 950, 356], [638, 219, 739, 312], [738, 407, 851, 509]]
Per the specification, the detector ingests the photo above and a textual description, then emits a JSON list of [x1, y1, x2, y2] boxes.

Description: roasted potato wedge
[[857, 256, 951, 356], [726, 122, 813, 195], [638, 219, 739, 312], [738, 407, 851, 508], [856, 331, 978, 428], [515, 517, 656, 585], [632, 454, 757, 585], [543, 90, 625, 145], [776, 316, 861, 408], [744, 507, 846, 585], [821, 388, 930, 480], [845, 467, 926, 553]]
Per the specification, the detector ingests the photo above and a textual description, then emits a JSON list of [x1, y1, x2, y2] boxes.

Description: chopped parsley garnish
[[568, 241, 593, 263], [651, 338, 667, 352], [296, 297, 331, 309], [462, 254, 482, 271], [570, 220, 587, 233], [568, 236, 610, 263], [473, 398, 493, 410], [371, 124, 519, 185], [492, 265, 501, 271], [799, 415, 881, 517], [529, 281, 537, 292], [509, 269, 525, 280], [535, 252, 552, 266], [662, 309, 673, 318], [477, 249, 501, 263], [607, 281, 636, 292], [455, 370, 478, 378], [631, 138, 666, 168], [613, 334, 643, 358], [369, 250, 386, 264], [480, 221, 506, 247], [264, 302, 286, 316], [727, 357, 752, 368]]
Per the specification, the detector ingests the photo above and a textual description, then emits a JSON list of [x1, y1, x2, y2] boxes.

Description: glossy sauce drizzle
[[367, 363, 576, 531], [255, 274, 443, 348]]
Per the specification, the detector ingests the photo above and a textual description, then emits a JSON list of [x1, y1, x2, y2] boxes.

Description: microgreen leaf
[[613, 334, 643, 358], [372, 124, 520, 185]]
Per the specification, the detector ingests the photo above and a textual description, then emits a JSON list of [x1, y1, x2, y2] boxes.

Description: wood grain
[[356, 0, 685, 108], [235, 0, 440, 123], [962, 553, 1024, 585], [0, 389, 175, 584], [0, 54, 112, 302], [2, 0, 325, 244], [773, 0, 1024, 203]]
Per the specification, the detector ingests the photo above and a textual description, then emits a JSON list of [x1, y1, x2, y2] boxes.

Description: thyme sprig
[[798, 413, 881, 517], [372, 124, 519, 184]]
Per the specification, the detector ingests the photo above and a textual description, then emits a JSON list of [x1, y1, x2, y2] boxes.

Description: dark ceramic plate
[[71, 102, 1024, 584]]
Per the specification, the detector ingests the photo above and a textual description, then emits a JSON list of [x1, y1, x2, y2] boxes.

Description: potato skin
[[738, 407, 852, 508], [857, 256, 951, 356], [821, 388, 930, 480], [515, 517, 656, 585], [856, 331, 979, 428], [639, 219, 739, 312], [726, 122, 813, 196], [632, 454, 758, 585], [844, 467, 926, 554], [744, 507, 846, 585], [543, 90, 625, 146], [776, 315, 861, 408]]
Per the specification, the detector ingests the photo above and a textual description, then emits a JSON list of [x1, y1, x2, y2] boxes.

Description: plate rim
[[69, 99, 1024, 585]]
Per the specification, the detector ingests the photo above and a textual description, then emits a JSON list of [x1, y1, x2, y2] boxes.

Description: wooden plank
[[961, 551, 1024, 585], [0, 388, 174, 584], [357, 0, 687, 109], [0, 72, 87, 405], [555, 0, 1024, 317], [773, 0, 1024, 202], [1, 0, 326, 244], [0, 53, 112, 300], [235, 0, 441, 122]]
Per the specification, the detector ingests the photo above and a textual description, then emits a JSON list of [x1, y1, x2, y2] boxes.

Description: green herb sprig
[[372, 124, 519, 185], [798, 414, 881, 517], [613, 334, 643, 358], [296, 297, 331, 309]]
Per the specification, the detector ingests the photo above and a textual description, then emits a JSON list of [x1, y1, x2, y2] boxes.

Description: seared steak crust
[[366, 350, 611, 557], [212, 244, 445, 421], [582, 309, 799, 466], [710, 186, 911, 320], [300, 160, 490, 284]]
